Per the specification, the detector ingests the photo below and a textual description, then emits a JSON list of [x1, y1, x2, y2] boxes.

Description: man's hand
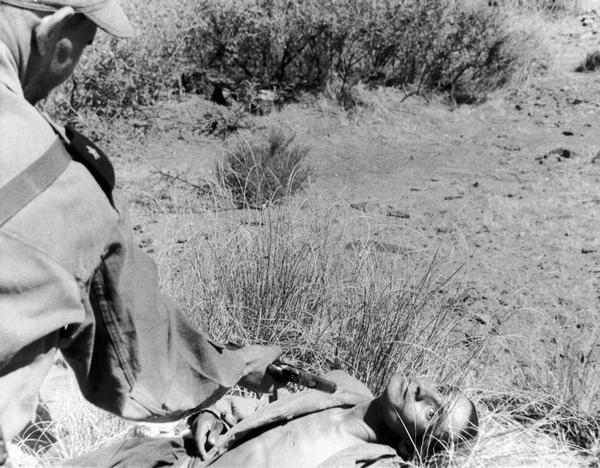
[[237, 344, 283, 393], [190, 412, 226, 460]]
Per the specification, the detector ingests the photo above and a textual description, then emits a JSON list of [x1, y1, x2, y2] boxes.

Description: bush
[[507, 0, 582, 13], [41, 0, 192, 119], [42, 0, 529, 117], [67, 39, 174, 118], [182, 0, 524, 106], [217, 127, 311, 208]]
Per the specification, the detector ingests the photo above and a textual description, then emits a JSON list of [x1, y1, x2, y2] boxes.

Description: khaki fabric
[[66, 372, 404, 468], [0, 39, 246, 443]]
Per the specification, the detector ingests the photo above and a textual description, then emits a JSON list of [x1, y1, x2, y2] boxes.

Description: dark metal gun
[[267, 360, 337, 394]]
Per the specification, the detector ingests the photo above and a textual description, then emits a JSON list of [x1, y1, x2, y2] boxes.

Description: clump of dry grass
[[20, 365, 134, 466], [217, 126, 312, 210], [159, 200, 474, 392], [575, 50, 600, 72], [445, 403, 591, 467]]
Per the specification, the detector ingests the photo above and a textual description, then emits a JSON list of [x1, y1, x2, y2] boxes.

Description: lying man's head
[[380, 374, 479, 458], [0, 0, 132, 102]]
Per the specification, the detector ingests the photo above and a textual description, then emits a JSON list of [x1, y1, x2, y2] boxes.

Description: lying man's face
[[382, 374, 478, 454]]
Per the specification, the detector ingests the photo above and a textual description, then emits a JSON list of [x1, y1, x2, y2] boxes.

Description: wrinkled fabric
[[0, 39, 246, 442], [66, 372, 405, 468]]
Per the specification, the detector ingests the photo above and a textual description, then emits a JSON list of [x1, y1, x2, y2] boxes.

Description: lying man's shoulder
[[324, 370, 374, 398]]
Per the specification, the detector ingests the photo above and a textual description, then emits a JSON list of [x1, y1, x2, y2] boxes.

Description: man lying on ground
[[68, 370, 479, 467]]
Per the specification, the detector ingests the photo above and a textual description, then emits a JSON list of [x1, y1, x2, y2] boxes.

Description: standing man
[[0, 1, 281, 465]]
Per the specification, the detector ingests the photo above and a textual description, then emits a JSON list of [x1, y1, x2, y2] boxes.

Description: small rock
[[349, 201, 380, 214], [350, 201, 368, 212], [473, 182, 479, 188], [536, 147, 573, 163], [591, 151, 600, 164], [386, 206, 410, 219], [444, 194, 464, 200], [562, 130, 574, 136], [472, 315, 488, 326], [581, 248, 596, 254], [139, 238, 153, 249]]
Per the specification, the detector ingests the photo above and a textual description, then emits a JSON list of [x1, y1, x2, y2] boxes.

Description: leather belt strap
[[0, 138, 71, 228]]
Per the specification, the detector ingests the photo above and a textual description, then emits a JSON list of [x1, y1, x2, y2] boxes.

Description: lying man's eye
[[426, 408, 436, 420]]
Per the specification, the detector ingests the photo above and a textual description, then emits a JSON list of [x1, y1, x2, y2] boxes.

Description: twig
[[150, 169, 213, 194]]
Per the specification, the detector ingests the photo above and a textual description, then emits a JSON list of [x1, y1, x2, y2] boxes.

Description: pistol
[[267, 360, 337, 394]]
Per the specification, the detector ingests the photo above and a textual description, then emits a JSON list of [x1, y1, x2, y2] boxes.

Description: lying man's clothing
[[66, 371, 404, 468], [0, 40, 246, 442]]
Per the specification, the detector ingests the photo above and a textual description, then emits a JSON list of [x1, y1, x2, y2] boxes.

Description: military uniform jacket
[[0, 40, 246, 442]]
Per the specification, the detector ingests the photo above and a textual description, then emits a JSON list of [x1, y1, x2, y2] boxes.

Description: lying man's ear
[[34, 6, 75, 55]]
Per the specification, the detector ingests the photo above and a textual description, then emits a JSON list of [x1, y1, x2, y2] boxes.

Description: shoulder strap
[[0, 138, 71, 228], [39, 112, 115, 205], [64, 125, 115, 204]]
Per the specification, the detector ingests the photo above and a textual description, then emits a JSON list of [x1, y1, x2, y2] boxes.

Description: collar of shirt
[[0, 40, 24, 97]]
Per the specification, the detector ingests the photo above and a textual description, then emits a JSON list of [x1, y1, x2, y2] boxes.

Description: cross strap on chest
[[0, 138, 71, 228], [0, 117, 116, 228]]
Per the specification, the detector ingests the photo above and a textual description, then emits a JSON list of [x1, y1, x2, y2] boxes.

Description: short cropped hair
[[457, 399, 479, 443], [419, 398, 479, 456]]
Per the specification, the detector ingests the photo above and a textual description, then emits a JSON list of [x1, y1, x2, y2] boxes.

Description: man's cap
[[0, 0, 134, 38]]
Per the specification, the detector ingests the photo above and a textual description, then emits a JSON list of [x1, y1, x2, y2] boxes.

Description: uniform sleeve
[[60, 195, 247, 422]]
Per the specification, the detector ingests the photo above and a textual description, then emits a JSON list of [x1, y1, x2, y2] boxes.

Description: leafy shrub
[[68, 39, 174, 117], [575, 50, 600, 73], [507, 0, 582, 13], [182, 0, 524, 105], [43, 0, 529, 117], [217, 127, 311, 208], [42, 0, 191, 119]]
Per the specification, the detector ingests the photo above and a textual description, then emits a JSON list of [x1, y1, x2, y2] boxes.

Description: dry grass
[[157, 199, 470, 391], [575, 50, 600, 72], [16, 365, 134, 466], [27, 198, 596, 466], [217, 127, 312, 209]]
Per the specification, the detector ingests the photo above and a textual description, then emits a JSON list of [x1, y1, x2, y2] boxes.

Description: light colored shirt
[[64, 371, 404, 468]]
